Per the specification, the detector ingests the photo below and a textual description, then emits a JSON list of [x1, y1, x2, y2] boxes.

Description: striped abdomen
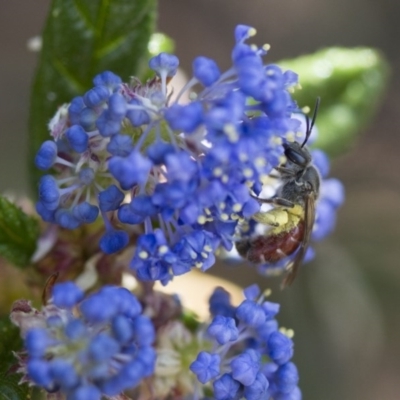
[[236, 220, 305, 264]]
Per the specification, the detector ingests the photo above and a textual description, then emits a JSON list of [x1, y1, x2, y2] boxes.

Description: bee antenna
[[301, 97, 321, 148]]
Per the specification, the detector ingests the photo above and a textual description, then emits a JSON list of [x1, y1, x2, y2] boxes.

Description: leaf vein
[[51, 57, 86, 93], [72, 0, 96, 33]]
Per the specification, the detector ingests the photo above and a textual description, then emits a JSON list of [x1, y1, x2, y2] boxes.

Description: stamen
[[55, 157, 75, 168]]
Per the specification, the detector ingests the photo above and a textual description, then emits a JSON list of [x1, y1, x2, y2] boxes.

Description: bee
[[236, 99, 321, 287]]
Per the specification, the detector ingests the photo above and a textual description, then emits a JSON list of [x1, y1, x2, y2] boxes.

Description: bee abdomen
[[236, 221, 305, 264]]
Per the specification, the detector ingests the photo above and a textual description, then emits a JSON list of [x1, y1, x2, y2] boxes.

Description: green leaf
[[279, 47, 390, 156], [29, 0, 157, 191], [0, 375, 30, 400], [148, 32, 174, 57], [0, 316, 30, 400], [0, 316, 23, 372], [0, 196, 40, 268]]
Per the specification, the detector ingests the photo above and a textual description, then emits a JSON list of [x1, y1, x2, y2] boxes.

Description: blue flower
[[213, 374, 241, 400], [21, 283, 155, 399], [164, 102, 203, 133], [99, 230, 129, 254], [231, 349, 260, 386], [190, 351, 221, 384], [52, 281, 84, 308], [38, 175, 60, 210], [243, 372, 269, 400], [34, 23, 343, 281], [236, 300, 266, 327], [35, 141, 58, 170], [131, 229, 176, 282], [209, 287, 236, 318], [83, 85, 110, 108], [267, 332, 294, 366], [193, 56, 221, 87], [65, 125, 89, 153], [93, 71, 122, 88], [149, 53, 179, 78], [98, 185, 124, 212], [108, 151, 153, 190], [188, 285, 300, 400], [207, 315, 239, 345]]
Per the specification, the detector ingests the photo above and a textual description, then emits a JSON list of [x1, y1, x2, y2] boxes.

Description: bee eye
[[285, 148, 307, 166]]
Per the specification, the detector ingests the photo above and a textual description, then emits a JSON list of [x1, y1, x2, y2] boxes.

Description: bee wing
[[282, 191, 316, 287]]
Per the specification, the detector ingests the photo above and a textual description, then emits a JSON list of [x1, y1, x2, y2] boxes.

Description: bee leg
[[274, 166, 295, 176], [251, 194, 295, 208], [271, 198, 295, 208]]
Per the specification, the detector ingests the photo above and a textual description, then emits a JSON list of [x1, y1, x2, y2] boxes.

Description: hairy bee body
[[236, 219, 305, 264], [236, 204, 305, 264]]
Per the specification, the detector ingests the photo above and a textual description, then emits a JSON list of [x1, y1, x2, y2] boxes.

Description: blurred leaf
[[0, 317, 23, 372], [181, 309, 201, 332], [0, 316, 30, 400], [0, 374, 30, 400], [280, 47, 390, 156], [148, 32, 174, 57], [29, 0, 157, 192], [277, 241, 384, 400], [0, 196, 39, 268]]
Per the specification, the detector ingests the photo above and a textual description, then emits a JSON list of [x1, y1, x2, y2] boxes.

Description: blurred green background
[[1, 1, 400, 399]]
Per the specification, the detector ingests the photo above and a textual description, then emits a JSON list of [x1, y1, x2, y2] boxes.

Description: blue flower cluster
[[190, 285, 301, 400], [23, 282, 155, 400], [34, 25, 304, 283]]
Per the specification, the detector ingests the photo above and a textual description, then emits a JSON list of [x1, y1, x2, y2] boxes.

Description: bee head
[[283, 142, 311, 168], [282, 97, 320, 169]]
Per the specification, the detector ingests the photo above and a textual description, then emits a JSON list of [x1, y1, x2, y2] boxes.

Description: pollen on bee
[[139, 251, 149, 259], [240, 223, 250, 233], [260, 174, 271, 185]]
